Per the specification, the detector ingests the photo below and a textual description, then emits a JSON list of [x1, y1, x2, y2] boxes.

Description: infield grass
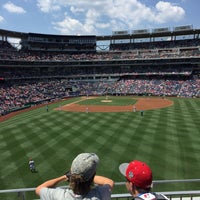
[[79, 96, 137, 106], [0, 96, 200, 199]]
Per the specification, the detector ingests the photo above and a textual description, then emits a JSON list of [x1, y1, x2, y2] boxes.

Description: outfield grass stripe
[[0, 96, 200, 197]]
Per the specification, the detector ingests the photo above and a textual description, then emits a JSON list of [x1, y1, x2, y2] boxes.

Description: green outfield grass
[[0, 96, 200, 199]]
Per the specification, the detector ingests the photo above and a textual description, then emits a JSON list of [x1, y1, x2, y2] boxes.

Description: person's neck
[[133, 189, 149, 197]]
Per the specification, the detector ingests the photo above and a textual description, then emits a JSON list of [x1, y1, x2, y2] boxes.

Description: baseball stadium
[[0, 25, 200, 200]]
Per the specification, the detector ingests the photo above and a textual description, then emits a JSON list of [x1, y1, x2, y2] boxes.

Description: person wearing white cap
[[35, 153, 114, 200], [119, 160, 168, 200]]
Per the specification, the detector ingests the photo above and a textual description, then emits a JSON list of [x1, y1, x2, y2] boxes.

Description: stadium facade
[[0, 25, 199, 116]]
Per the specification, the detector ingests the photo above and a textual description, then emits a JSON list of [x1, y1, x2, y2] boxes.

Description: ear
[[131, 183, 137, 196], [129, 182, 134, 192]]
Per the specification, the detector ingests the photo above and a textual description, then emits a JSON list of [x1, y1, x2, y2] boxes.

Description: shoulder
[[154, 193, 169, 199], [40, 188, 73, 199], [85, 185, 112, 200], [96, 184, 112, 193]]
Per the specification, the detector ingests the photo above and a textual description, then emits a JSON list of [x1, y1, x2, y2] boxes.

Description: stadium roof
[[0, 29, 27, 39], [96, 29, 200, 41], [0, 27, 200, 41]]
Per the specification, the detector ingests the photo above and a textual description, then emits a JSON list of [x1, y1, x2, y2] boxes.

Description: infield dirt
[[57, 97, 174, 112]]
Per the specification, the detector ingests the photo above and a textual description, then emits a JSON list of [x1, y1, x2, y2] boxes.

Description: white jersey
[[29, 160, 35, 169], [136, 193, 169, 200]]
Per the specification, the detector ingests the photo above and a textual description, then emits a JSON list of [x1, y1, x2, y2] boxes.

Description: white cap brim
[[119, 163, 129, 176]]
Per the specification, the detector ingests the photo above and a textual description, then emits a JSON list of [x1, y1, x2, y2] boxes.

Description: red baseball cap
[[119, 160, 152, 189]]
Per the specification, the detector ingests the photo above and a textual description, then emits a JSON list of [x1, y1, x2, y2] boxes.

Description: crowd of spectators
[[107, 77, 199, 97], [0, 77, 199, 116], [0, 39, 200, 62], [110, 38, 200, 51], [0, 79, 70, 115], [0, 65, 193, 80], [0, 38, 199, 116], [0, 47, 200, 61]]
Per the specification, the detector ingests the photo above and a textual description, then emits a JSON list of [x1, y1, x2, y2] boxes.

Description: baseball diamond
[[56, 97, 174, 112]]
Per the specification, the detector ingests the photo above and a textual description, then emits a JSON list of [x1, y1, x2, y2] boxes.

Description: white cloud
[[37, 0, 102, 12], [70, 6, 84, 14], [95, 22, 110, 29], [154, 1, 185, 23], [37, 0, 185, 34], [105, 0, 154, 29], [53, 15, 97, 35], [103, 0, 185, 29], [3, 1, 26, 14], [0, 16, 4, 23], [36, 0, 60, 13]]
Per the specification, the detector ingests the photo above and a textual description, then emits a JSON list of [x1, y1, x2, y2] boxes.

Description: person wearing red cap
[[119, 160, 168, 200]]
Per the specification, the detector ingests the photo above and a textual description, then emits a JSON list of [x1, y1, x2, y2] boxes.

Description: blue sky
[[0, 0, 199, 36]]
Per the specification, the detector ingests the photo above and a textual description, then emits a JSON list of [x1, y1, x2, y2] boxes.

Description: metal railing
[[0, 179, 200, 200], [111, 191, 200, 200]]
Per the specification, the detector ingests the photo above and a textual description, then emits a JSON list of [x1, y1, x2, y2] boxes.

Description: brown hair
[[134, 185, 151, 193], [69, 174, 95, 195]]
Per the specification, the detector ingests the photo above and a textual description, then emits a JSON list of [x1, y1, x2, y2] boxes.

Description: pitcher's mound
[[101, 100, 112, 103]]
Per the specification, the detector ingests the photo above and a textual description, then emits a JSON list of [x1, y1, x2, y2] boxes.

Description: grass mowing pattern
[[0, 96, 200, 199]]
